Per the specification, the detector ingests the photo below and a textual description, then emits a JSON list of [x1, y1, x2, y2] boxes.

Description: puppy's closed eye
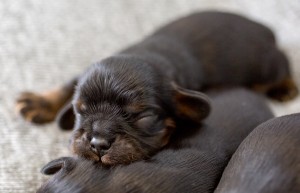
[[135, 115, 158, 130]]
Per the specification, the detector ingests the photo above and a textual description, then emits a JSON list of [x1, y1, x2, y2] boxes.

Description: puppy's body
[[16, 11, 297, 165], [215, 113, 300, 193], [123, 11, 286, 89], [170, 89, 274, 157], [37, 89, 274, 193]]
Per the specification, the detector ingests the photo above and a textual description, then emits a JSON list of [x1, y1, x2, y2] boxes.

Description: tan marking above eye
[[125, 103, 146, 113], [76, 100, 87, 112]]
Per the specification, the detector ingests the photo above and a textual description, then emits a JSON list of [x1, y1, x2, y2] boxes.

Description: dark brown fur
[[37, 89, 274, 193], [215, 113, 300, 193], [16, 11, 297, 165]]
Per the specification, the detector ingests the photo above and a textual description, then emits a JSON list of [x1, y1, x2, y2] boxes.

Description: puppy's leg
[[15, 78, 77, 124], [251, 77, 298, 102], [266, 77, 298, 102]]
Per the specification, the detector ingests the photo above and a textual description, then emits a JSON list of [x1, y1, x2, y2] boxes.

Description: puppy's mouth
[[71, 132, 147, 166], [90, 145, 109, 163]]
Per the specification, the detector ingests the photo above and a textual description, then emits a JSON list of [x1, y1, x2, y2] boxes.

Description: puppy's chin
[[100, 135, 148, 166]]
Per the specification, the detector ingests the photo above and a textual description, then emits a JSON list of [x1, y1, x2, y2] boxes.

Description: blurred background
[[1, 0, 300, 192]]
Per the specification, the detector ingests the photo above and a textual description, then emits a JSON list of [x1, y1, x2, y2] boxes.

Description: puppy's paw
[[15, 92, 57, 124], [267, 78, 299, 102]]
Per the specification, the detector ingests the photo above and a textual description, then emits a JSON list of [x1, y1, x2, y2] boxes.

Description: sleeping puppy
[[37, 89, 274, 193], [215, 113, 300, 193], [38, 150, 224, 193], [16, 11, 297, 165]]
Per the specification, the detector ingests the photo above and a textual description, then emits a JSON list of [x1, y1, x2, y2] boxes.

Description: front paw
[[267, 78, 299, 102], [15, 92, 57, 123]]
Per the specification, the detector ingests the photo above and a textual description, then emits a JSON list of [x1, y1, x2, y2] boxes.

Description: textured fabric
[[1, 0, 300, 192]]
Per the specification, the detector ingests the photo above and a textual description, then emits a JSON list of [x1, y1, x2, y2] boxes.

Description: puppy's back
[[153, 11, 283, 86], [173, 88, 274, 158], [215, 113, 300, 193], [206, 89, 274, 155], [37, 149, 224, 193]]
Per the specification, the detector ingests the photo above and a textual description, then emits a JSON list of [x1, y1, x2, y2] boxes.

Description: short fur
[[16, 11, 297, 165], [215, 113, 300, 193], [37, 89, 274, 193]]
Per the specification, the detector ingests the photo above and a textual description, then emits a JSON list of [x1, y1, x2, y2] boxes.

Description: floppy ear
[[172, 83, 211, 123], [41, 157, 73, 175], [56, 102, 75, 130]]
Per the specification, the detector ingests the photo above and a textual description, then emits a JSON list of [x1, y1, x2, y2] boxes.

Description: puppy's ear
[[56, 102, 75, 130], [172, 83, 211, 123], [41, 157, 74, 175]]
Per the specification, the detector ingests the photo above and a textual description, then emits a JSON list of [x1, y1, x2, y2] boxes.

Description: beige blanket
[[1, 0, 300, 192]]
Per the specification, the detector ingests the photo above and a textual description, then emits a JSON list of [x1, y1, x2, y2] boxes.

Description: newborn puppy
[[215, 113, 300, 193], [169, 88, 274, 157], [16, 11, 296, 165], [37, 89, 274, 193], [38, 150, 224, 193]]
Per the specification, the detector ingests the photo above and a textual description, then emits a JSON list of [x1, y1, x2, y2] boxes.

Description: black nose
[[90, 137, 111, 151]]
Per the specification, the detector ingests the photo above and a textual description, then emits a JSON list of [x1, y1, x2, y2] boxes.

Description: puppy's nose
[[90, 137, 110, 151]]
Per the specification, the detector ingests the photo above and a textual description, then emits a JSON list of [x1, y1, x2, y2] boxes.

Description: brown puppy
[[16, 11, 297, 165], [37, 89, 274, 193], [215, 113, 300, 193]]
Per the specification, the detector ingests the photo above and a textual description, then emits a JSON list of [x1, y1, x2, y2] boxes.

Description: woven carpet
[[1, 0, 300, 192]]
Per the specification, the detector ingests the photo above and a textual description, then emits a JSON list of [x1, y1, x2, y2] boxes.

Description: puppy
[[37, 89, 274, 193], [16, 11, 297, 165], [38, 150, 224, 193], [215, 113, 300, 193]]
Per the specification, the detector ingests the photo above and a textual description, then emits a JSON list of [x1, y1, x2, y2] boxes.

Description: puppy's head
[[58, 55, 210, 165]]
